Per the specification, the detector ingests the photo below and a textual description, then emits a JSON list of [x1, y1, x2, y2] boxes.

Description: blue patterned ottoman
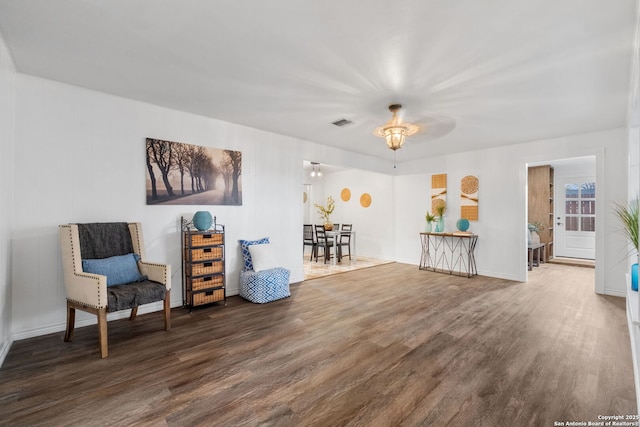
[[239, 267, 291, 303]]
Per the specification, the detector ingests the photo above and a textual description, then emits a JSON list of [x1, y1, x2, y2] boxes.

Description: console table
[[419, 232, 478, 278]]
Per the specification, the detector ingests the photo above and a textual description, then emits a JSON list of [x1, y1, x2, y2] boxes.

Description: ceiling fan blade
[[412, 115, 457, 140]]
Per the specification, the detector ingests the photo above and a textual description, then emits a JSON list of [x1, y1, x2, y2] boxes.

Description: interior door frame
[[525, 150, 603, 295]]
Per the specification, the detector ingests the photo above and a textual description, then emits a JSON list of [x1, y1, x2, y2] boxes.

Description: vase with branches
[[434, 202, 446, 232], [425, 211, 436, 232], [315, 196, 336, 230]]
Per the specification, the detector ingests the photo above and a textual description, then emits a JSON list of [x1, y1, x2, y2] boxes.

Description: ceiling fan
[[373, 104, 420, 151], [372, 103, 457, 155]]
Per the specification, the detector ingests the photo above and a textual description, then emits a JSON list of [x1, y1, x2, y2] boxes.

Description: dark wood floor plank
[[0, 262, 635, 426]]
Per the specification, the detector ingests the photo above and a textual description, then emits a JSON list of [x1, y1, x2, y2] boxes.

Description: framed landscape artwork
[[146, 138, 242, 206]]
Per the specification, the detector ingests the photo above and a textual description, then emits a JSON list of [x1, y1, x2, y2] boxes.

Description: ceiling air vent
[[332, 118, 353, 127]]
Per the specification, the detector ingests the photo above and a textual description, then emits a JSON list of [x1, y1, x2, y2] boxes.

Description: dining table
[[325, 229, 356, 266]]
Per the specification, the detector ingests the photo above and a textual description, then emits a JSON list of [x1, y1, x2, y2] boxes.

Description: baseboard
[[289, 273, 305, 284], [0, 337, 13, 368], [11, 299, 184, 342], [605, 288, 627, 298]]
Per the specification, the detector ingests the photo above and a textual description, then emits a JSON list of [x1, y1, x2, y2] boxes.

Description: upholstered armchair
[[58, 222, 171, 358], [238, 238, 290, 303]]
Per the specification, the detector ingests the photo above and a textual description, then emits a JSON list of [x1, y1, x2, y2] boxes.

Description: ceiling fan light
[[384, 126, 406, 151], [374, 104, 418, 152]]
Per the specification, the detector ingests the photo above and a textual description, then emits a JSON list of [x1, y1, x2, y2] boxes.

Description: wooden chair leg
[[129, 306, 138, 321], [64, 301, 76, 342], [164, 289, 171, 331], [97, 308, 108, 358]]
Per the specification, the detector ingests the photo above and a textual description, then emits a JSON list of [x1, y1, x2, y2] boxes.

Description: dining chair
[[303, 224, 317, 261], [314, 225, 336, 263], [339, 223, 352, 260]]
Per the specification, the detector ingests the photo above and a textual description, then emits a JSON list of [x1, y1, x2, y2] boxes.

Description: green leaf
[[614, 197, 639, 256]]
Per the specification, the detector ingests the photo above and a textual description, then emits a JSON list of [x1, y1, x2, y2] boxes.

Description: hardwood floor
[[303, 255, 393, 280], [0, 262, 635, 426]]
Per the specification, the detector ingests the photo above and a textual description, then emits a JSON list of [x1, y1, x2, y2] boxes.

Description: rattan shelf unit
[[181, 218, 226, 309]]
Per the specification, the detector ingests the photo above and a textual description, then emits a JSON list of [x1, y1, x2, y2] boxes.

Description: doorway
[[527, 156, 597, 273], [302, 160, 393, 280]]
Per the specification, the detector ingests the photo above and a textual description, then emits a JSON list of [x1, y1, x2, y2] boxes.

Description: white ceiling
[[0, 0, 637, 163]]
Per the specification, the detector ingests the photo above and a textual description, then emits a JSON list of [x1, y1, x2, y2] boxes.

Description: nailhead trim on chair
[[61, 224, 104, 307], [67, 297, 101, 310], [131, 223, 142, 253]]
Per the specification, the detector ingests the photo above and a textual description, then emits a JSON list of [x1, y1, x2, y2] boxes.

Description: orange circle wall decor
[[341, 188, 351, 202], [360, 193, 372, 208]]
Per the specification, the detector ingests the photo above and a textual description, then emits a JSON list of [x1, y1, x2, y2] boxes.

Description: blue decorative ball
[[192, 211, 213, 231], [456, 218, 470, 232]]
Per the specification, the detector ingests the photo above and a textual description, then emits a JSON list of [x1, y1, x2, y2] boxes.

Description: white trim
[[10, 301, 181, 342], [0, 338, 13, 368]]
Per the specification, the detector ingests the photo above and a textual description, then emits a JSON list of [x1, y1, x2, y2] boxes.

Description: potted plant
[[614, 197, 639, 291], [315, 196, 336, 230], [425, 211, 436, 232]]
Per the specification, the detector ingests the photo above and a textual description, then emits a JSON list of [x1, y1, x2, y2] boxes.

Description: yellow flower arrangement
[[315, 196, 335, 224]]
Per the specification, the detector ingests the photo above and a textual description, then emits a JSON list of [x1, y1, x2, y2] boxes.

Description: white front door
[[554, 177, 596, 259]]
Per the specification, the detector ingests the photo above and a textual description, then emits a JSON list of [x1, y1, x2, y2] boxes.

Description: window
[[564, 182, 595, 232]]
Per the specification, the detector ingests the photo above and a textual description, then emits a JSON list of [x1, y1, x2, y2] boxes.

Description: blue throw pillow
[[82, 253, 147, 287], [239, 237, 269, 271]]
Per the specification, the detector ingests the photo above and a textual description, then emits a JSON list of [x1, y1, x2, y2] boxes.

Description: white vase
[[530, 231, 540, 244]]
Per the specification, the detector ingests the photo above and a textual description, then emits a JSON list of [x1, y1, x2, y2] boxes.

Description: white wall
[[10, 72, 302, 336], [395, 145, 526, 280], [630, 128, 640, 197], [0, 31, 15, 364], [322, 169, 396, 260], [397, 129, 628, 295], [2, 55, 631, 350], [9, 73, 389, 341], [552, 157, 596, 179], [303, 167, 396, 260]]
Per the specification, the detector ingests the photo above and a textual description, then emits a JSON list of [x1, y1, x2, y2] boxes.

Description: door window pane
[[566, 216, 579, 231], [565, 184, 579, 198], [581, 200, 595, 215], [566, 201, 578, 214], [581, 182, 596, 198], [581, 217, 595, 232]]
